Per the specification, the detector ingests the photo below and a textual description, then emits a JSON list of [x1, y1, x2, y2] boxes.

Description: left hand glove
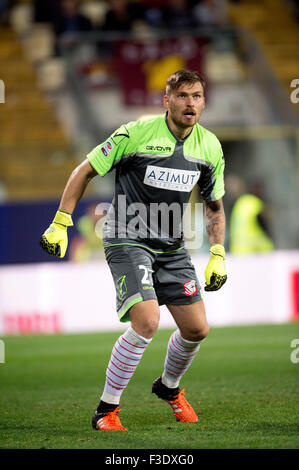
[[204, 244, 227, 291]]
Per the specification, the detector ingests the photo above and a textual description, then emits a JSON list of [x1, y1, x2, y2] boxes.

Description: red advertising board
[[112, 36, 207, 106]]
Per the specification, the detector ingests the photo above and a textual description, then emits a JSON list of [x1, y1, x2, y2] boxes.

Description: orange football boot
[[152, 377, 198, 423], [92, 406, 128, 431]]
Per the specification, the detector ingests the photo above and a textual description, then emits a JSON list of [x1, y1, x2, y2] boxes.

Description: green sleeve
[[197, 132, 225, 202], [212, 139, 225, 200], [87, 123, 132, 176]]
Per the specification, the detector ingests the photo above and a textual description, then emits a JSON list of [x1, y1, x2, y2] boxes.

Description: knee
[[183, 324, 210, 342], [198, 324, 210, 341], [129, 299, 160, 339], [131, 316, 159, 339]]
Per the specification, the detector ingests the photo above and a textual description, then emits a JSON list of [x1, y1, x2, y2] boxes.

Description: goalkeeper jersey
[[87, 113, 225, 253]]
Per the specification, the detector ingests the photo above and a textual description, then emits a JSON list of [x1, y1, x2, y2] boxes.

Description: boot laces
[[104, 406, 121, 424]]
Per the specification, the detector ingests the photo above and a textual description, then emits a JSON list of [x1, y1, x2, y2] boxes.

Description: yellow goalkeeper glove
[[204, 244, 227, 291], [40, 210, 73, 258]]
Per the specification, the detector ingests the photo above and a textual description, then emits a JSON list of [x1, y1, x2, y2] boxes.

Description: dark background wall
[[0, 197, 107, 265]]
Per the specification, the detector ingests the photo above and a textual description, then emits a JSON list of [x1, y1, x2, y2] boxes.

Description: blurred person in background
[[69, 203, 105, 262], [101, 0, 145, 32], [288, 0, 299, 24], [228, 177, 274, 254], [192, 0, 228, 26], [0, 0, 15, 25], [53, 0, 92, 52], [40, 69, 227, 432], [153, 0, 228, 31], [142, 0, 164, 28], [161, 0, 196, 31], [33, 0, 60, 24]]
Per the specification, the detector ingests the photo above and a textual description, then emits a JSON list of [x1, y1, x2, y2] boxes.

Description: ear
[[163, 94, 169, 109]]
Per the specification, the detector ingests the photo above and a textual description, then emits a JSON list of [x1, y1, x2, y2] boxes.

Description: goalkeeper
[[40, 69, 227, 432]]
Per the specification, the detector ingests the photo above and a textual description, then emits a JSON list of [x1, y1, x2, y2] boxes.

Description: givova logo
[[146, 145, 172, 152], [144, 165, 200, 192]]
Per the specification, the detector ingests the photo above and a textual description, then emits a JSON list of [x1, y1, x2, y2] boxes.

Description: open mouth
[[183, 111, 196, 118]]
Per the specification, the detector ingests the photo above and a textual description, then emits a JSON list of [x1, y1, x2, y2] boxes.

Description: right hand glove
[[40, 210, 73, 258], [204, 243, 227, 291]]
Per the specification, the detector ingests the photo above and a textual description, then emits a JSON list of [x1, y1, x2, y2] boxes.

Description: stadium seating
[[228, 0, 299, 97], [0, 25, 78, 200]]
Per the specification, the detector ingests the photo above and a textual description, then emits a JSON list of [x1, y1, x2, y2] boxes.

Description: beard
[[169, 109, 193, 129], [168, 103, 200, 130]]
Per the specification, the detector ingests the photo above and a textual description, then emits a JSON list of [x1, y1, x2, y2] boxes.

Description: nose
[[186, 96, 195, 107]]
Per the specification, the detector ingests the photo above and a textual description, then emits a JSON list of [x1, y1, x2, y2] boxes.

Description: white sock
[[162, 329, 202, 389], [101, 327, 151, 404]]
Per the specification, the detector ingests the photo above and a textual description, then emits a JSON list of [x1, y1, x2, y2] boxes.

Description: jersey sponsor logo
[[101, 140, 114, 157], [143, 165, 200, 192], [183, 280, 198, 296]]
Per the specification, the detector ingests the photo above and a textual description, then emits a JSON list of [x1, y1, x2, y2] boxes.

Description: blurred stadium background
[[0, 0, 299, 335]]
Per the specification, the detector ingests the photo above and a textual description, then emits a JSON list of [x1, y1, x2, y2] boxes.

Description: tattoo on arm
[[204, 199, 226, 246]]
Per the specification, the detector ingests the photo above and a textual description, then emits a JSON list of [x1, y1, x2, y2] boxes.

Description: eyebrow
[[176, 90, 203, 95]]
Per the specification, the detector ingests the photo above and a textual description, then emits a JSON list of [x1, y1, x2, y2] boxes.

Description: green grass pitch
[[0, 323, 298, 449]]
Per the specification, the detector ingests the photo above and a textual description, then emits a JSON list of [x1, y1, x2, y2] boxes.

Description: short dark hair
[[166, 70, 205, 96]]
